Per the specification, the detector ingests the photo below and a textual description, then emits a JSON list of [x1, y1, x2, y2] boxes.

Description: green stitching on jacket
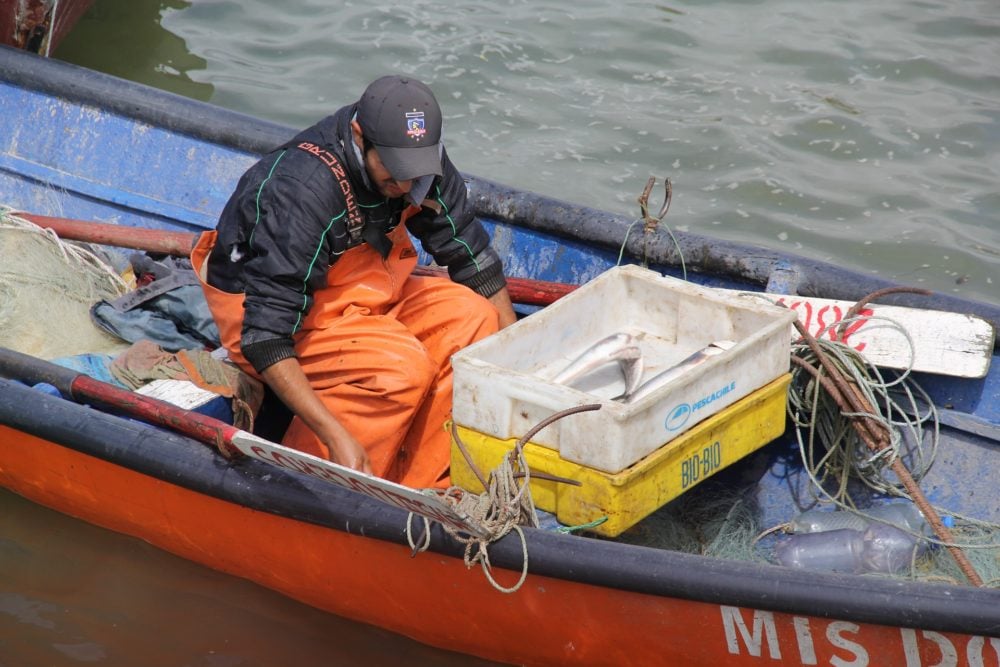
[[435, 185, 480, 271], [248, 149, 287, 249], [327, 209, 348, 256], [291, 214, 340, 334]]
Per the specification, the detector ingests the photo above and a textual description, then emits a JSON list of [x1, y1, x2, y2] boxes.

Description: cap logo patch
[[405, 110, 427, 141]]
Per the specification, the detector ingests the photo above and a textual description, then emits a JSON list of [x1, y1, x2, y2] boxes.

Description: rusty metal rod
[[791, 320, 983, 586]]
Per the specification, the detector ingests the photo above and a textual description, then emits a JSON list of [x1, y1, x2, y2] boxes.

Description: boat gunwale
[[0, 44, 292, 154], [2, 378, 998, 638]]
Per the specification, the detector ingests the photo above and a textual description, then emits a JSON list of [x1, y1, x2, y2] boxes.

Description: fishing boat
[[1, 44, 999, 666], [0, 0, 93, 54]]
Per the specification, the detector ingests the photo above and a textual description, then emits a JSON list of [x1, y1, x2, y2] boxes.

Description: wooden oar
[[14, 212, 577, 307], [0, 346, 488, 538]]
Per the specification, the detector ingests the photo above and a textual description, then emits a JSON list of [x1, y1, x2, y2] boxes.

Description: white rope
[[408, 446, 539, 594]]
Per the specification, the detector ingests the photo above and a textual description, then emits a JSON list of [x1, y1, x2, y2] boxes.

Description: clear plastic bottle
[[788, 508, 869, 533], [775, 529, 866, 574], [861, 522, 924, 574], [865, 503, 930, 535], [781, 502, 937, 575], [788, 502, 930, 535]]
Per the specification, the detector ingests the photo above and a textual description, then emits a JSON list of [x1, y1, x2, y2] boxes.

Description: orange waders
[[192, 223, 500, 489]]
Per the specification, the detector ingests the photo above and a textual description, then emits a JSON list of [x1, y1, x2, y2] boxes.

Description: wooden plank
[[724, 291, 995, 378]]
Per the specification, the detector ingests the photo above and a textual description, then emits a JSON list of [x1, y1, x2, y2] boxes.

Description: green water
[[57, 0, 1000, 304], [0, 489, 499, 666], [2, 0, 998, 664]]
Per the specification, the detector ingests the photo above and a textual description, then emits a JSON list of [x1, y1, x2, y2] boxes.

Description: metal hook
[[637, 177, 672, 233]]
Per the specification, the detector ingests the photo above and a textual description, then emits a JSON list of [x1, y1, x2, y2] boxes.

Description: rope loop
[[405, 512, 432, 554], [408, 405, 601, 593]]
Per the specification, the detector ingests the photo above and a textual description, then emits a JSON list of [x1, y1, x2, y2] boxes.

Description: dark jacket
[[206, 104, 506, 373]]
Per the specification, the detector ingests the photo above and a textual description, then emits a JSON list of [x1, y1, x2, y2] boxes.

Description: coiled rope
[[787, 314, 937, 504], [409, 404, 601, 593], [785, 299, 985, 586]]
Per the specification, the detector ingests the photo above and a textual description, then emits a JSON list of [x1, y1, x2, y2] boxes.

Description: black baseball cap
[[357, 75, 443, 181]]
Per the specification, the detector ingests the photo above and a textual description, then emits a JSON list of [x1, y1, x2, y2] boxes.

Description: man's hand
[[321, 425, 372, 473], [261, 357, 372, 474]]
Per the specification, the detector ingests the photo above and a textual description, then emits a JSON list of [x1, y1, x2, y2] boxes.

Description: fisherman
[[191, 75, 517, 489]]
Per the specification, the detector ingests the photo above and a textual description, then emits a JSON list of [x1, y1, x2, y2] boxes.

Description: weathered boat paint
[[0, 0, 94, 55]]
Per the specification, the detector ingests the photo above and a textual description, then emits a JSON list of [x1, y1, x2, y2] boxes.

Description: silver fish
[[623, 340, 737, 405], [553, 332, 645, 398]]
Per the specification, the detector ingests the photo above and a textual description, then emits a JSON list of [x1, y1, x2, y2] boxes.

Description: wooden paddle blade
[[0, 345, 488, 535], [724, 290, 996, 378]]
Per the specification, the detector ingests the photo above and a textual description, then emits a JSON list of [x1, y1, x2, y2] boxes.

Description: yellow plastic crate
[[450, 373, 791, 537]]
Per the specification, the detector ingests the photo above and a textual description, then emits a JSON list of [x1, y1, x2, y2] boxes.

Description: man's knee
[[377, 350, 435, 400]]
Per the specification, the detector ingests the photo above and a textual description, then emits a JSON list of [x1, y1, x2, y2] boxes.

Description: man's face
[[363, 146, 413, 200]]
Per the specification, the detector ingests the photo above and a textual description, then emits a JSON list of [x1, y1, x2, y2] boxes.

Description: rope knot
[[409, 404, 602, 593]]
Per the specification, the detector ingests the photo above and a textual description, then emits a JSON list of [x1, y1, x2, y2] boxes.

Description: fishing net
[[611, 322, 1000, 587], [615, 478, 772, 564], [614, 472, 1000, 586], [0, 208, 131, 359]]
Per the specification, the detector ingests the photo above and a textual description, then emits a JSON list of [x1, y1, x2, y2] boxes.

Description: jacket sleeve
[[405, 146, 507, 298], [239, 168, 344, 373]]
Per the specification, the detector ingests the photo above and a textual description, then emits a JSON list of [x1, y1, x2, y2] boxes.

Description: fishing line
[[616, 217, 688, 281], [785, 315, 1000, 583], [787, 315, 937, 505]]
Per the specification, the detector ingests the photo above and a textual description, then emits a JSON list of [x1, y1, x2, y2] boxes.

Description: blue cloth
[[49, 352, 121, 385], [30, 352, 125, 395], [92, 285, 219, 352], [90, 256, 221, 353]]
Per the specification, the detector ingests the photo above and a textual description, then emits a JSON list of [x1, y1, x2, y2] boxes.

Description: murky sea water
[[2, 0, 998, 664], [0, 488, 497, 666]]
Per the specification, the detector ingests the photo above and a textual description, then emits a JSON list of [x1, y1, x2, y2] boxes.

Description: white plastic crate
[[451, 265, 797, 473]]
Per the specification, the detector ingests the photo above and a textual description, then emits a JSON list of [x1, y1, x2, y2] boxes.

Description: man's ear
[[350, 120, 364, 148]]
